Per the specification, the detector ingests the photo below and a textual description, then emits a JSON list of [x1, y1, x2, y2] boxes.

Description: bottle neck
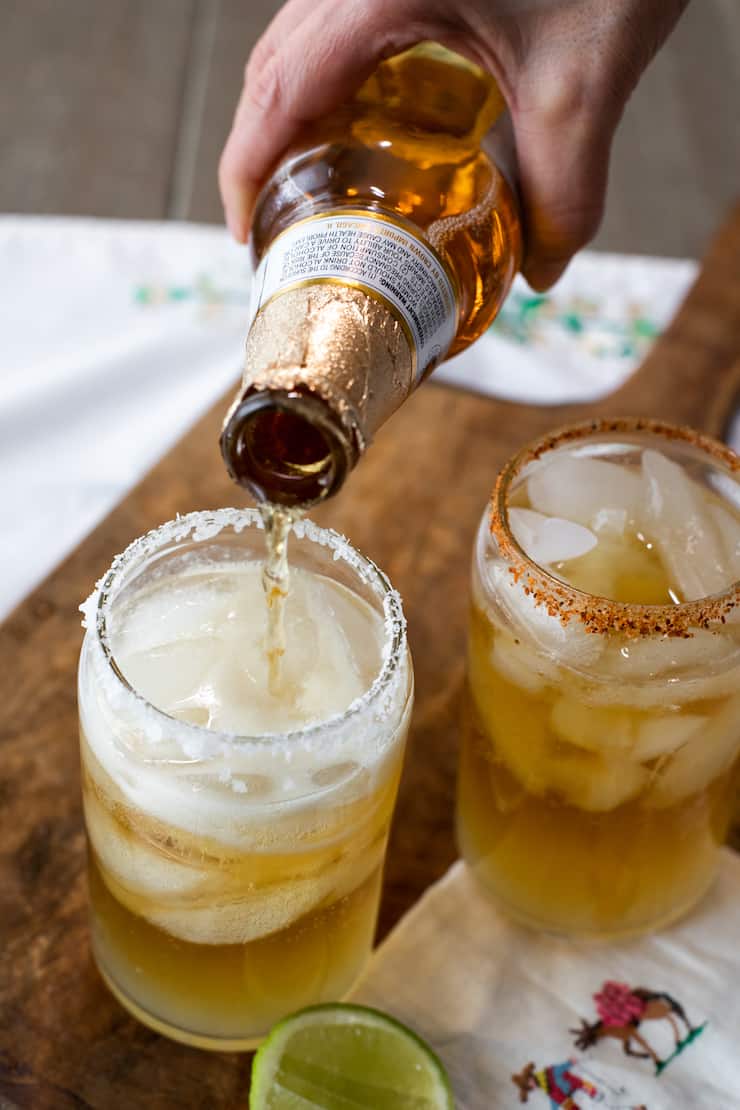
[[220, 388, 354, 507], [221, 276, 416, 507]]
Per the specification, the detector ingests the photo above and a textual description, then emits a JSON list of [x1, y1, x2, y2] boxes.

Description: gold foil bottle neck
[[221, 283, 414, 506]]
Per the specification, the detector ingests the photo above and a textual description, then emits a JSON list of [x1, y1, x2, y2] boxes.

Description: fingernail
[[226, 207, 248, 244], [225, 184, 258, 244]]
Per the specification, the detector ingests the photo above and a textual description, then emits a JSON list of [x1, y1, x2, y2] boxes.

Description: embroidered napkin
[[353, 852, 740, 1109], [434, 252, 698, 405]]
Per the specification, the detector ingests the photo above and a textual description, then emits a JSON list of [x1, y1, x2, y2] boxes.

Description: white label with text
[[251, 212, 458, 377]]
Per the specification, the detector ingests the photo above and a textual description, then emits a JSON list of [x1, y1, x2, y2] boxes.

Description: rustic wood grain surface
[[0, 202, 739, 1108], [2, 2, 740, 1103]]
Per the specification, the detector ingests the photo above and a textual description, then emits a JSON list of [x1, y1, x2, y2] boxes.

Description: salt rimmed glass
[[78, 509, 412, 1049], [457, 419, 740, 939]]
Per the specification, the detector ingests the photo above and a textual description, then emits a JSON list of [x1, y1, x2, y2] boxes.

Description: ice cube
[[581, 667, 739, 710], [471, 664, 643, 809], [605, 629, 730, 680], [119, 638, 218, 719], [591, 507, 629, 536], [631, 713, 707, 762], [147, 876, 330, 944], [297, 650, 365, 722], [550, 696, 709, 763], [644, 694, 740, 807], [642, 449, 729, 600], [84, 791, 208, 900], [550, 697, 634, 752], [491, 630, 557, 693], [709, 502, 740, 583], [546, 749, 649, 812], [470, 660, 554, 795], [527, 454, 644, 530], [589, 631, 739, 707], [111, 573, 240, 656], [487, 561, 604, 669], [146, 846, 380, 944], [489, 689, 648, 809], [509, 507, 597, 565]]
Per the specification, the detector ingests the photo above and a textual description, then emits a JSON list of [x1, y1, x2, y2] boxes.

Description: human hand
[[219, 0, 688, 290]]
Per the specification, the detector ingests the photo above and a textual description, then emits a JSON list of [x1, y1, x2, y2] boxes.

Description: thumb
[[513, 95, 615, 291], [219, 0, 434, 241], [510, 0, 691, 290]]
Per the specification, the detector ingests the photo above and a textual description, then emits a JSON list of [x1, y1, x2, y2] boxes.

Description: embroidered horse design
[[512, 1058, 646, 1109], [571, 981, 705, 1074]]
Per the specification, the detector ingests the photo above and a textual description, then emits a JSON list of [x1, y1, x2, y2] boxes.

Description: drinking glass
[[78, 509, 412, 1048], [457, 419, 740, 937]]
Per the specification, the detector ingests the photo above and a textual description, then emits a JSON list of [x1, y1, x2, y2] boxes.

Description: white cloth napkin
[[0, 217, 248, 619], [354, 853, 740, 1109], [0, 215, 702, 620], [435, 252, 697, 405]]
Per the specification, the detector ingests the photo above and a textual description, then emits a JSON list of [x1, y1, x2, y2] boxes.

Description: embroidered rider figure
[[512, 1059, 599, 1107]]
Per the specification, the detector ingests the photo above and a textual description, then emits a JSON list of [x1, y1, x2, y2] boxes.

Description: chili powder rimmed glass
[[457, 419, 740, 938]]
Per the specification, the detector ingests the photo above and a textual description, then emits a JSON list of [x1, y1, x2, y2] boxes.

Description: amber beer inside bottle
[[221, 42, 521, 507], [222, 390, 351, 506]]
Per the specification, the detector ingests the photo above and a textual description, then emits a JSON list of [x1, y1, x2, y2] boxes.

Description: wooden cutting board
[[2, 204, 740, 1109]]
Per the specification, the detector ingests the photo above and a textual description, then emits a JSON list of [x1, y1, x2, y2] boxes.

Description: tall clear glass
[[78, 509, 412, 1049], [457, 419, 740, 938]]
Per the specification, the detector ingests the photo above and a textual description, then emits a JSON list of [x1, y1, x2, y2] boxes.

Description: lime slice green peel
[[250, 1003, 455, 1110]]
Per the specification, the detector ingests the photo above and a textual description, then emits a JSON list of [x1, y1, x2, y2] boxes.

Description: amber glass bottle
[[221, 43, 521, 506]]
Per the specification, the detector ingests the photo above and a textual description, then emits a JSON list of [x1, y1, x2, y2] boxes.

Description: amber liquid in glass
[[81, 553, 408, 1048], [458, 465, 740, 937], [83, 736, 401, 1048]]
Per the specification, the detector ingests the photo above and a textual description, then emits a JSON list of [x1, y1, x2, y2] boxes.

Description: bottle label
[[250, 210, 458, 378]]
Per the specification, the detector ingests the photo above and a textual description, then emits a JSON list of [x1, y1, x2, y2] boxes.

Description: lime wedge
[[249, 1003, 455, 1109]]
